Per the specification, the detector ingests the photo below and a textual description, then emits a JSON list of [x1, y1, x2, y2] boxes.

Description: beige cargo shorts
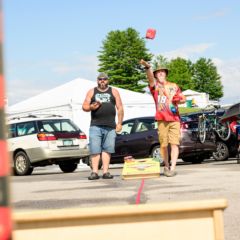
[[158, 121, 181, 147]]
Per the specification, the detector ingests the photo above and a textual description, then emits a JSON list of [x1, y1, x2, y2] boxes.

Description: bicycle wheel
[[216, 121, 231, 141], [198, 116, 206, 143]]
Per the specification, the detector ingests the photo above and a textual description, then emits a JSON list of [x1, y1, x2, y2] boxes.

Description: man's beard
[[98, 83, 108, 90]]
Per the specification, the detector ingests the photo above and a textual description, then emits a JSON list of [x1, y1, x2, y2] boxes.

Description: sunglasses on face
[[98, 78, 108, 81]]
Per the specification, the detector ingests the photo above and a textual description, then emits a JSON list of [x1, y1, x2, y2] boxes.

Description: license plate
[[63, 140, 73, 146]]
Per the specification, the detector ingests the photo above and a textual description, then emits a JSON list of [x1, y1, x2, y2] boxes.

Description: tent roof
[[8, 78, 154, 113], [182, 89, 203, 95]]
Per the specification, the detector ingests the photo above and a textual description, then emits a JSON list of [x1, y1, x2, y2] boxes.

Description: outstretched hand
[[139, 59, 151, 68]]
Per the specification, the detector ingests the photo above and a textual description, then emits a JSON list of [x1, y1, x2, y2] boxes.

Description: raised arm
[[139, 59, 155, 87], [112, 88, 124, 132]]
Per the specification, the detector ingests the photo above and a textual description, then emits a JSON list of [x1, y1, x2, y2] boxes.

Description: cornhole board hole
[[122, 158, 160, 179], [13, 199, 227, 240], [146, 28, 156, 39]]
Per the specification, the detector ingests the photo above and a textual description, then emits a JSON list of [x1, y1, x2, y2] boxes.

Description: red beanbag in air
[[146, 28, 156, 39]]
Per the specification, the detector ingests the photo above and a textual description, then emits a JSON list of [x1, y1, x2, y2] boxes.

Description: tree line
[[98, 27, 223, 101]]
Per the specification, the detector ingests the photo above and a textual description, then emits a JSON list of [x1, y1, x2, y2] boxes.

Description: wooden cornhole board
[[13, 199, 227, 240], [122, 158, 160, 179]]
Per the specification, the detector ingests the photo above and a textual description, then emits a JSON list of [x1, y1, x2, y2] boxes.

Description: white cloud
[[213, 58, 240, 105], [162, 43, 215, 59], [6, 79, 47, 105], [194, 8, 230, 21], [51, 55, 99, 77], [6, 55, 99, 105]]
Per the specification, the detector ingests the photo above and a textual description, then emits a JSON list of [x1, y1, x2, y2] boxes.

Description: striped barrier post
[[0, 1, 12, 239]]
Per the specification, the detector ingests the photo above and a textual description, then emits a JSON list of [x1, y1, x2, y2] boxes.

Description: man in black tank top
[[82, 72, 124, 180]]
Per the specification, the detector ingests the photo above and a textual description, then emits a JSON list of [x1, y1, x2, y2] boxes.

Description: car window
[[135, 122, 149, 132], [16, 121, 37, 136], [7, 124, 16, 138], [41, 123, 55, 132], [181, 116, 192, 122], [38, 119, 78, 132], [181, 115, 199, 121], [57, 121, 77, 131], [152, 121, 158, 129], [135, 119, 156, 133], [121, 121, 134, 135]]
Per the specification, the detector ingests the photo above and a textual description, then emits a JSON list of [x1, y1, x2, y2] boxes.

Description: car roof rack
[[7, 114, 63, 121]]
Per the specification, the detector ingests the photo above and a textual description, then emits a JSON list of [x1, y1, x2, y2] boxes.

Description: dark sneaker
[[102, 172, 114, 179], [88, 172, 99, 180]]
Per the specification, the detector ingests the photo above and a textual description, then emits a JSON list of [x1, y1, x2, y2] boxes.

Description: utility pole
[[0, 1, 12, 239]]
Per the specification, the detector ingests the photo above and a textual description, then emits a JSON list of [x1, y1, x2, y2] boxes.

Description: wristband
[[144, 66, 150, 70]]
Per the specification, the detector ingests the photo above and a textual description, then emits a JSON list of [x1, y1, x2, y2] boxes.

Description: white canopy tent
[[7, 78, 156, 137], [182, 89, 211, 108]]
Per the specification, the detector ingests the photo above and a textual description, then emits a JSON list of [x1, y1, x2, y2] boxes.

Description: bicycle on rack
[[198, 105, 231, 144]]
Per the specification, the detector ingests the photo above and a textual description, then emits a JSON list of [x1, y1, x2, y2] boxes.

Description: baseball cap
[[97, 72, 109, 79]]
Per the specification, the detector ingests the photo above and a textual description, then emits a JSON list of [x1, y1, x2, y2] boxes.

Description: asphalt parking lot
[[11, 158, 240, 240]]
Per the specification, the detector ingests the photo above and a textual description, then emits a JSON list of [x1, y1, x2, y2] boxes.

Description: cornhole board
[[13, 199, 227, 240], [122, 158, 160, 179]]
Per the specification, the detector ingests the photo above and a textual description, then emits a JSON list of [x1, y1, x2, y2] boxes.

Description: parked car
[[83, 116, 216, 168], [212, 120, 240, 161], [182, 109, 239, 161], [212, 134, 239, 161], [7, 115, 90, 176]]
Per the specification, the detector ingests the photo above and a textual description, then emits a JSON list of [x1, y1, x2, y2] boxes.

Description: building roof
[[182, 89, 203, 95]]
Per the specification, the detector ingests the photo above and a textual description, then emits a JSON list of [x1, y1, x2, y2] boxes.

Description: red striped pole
[[0, 1, 12, 239]]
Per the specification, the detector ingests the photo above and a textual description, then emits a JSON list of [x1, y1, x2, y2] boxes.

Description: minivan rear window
[[37, 119, 79, 133]]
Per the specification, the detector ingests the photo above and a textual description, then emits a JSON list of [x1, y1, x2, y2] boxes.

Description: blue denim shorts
[[89, 126, 117, 154]]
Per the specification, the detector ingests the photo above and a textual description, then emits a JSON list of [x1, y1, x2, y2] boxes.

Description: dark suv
[[182, 110, 239, 161], [84, 116, 216, 168]]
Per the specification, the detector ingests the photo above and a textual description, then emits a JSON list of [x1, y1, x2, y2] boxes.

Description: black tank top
[[90, 87, 116, 128]]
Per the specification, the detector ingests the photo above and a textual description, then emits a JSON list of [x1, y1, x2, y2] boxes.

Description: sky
[[3, 0, 240, 106]]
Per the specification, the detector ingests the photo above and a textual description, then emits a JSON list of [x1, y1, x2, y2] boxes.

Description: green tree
[[167, 57, 194, 91], [192, 58, 223, 100], [98, 28, 152, 92], [152, 55, 169, 70]]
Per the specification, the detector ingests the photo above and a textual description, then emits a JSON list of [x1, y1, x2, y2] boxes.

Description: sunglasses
[[98, 78, 108, 81]]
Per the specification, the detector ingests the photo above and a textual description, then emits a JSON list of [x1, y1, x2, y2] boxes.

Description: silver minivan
[[7, 115, 89, 175]]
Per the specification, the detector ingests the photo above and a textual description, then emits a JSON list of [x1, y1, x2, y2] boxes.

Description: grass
[[179, 107, 201, 115]]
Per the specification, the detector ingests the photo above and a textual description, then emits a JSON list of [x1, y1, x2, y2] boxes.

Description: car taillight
[[37, 133, 57, 141], [79, 133, 87, 139], [181, 122, 189, 131]]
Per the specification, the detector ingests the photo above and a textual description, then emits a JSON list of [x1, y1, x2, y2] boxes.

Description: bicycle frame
[[198, 107, 231, 144]]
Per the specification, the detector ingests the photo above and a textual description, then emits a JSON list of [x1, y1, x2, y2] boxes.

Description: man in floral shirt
[[140, 59, 186, 177]]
